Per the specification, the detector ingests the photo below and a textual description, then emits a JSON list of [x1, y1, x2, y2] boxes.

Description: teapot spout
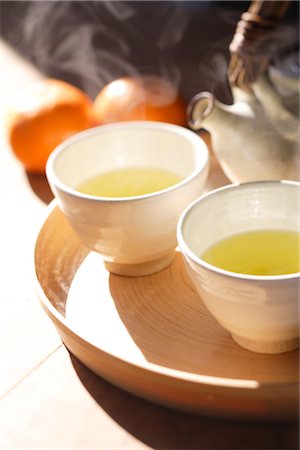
[[187, 91, 215, 131]]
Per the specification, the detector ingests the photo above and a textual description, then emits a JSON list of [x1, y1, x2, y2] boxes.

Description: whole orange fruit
[[92, 75, 187, 126], [6, 79, 94, 173]]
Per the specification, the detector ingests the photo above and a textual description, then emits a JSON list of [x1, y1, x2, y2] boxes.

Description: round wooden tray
[[34, 201, 298, 420]]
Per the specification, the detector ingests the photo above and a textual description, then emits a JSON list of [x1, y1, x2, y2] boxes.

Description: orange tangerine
[[92, 75, 187, 126], [6, 79, 94, 173]]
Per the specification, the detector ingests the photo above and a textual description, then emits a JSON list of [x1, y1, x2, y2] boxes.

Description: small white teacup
[[46, 121, 209, 276], [177, 180, 300, 354]]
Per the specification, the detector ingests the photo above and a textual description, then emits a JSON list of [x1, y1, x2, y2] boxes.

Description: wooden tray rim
[[33, 200, 298, 392]]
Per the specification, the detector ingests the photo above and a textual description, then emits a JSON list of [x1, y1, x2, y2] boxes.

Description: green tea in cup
[[201, 229, 299, 276], [77, 167, 182, 198]]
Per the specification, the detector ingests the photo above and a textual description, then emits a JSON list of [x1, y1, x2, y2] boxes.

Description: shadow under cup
[[46, 122, 209, 276]]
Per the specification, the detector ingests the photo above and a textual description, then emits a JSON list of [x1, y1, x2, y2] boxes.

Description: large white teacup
[[177, 180, 300, 354], [46, 121, 209, 276]]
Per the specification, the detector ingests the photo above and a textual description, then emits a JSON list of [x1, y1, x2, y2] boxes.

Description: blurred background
[[1, 0, 298, 106]]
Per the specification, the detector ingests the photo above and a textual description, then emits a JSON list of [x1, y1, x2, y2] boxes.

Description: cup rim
[[177, 180, 300, 282], [46, 121, 209, 203]]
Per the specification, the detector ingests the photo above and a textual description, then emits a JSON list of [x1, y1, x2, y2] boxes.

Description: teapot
[[187, 73, 300, 183]]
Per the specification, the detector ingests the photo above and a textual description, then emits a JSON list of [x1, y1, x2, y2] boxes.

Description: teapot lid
[[270, 48, 299, 79], [269, 49, 299, 95]]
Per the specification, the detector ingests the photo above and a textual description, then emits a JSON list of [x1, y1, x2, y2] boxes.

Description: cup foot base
[[104, 253, 176, 277], [231, 333, 299, 354]]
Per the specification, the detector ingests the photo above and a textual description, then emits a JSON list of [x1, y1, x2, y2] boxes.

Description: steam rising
[[154, 4, 190, 50], [101, 1, 136, 21], [13, 1, 191, 97], [6, 1, 296, 104]]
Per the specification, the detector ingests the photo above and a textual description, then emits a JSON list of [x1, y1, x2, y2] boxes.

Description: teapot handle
[[186, 91, 215, 131]]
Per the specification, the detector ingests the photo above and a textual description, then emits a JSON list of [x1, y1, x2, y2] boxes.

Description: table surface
[[0, 39, 299, 450]]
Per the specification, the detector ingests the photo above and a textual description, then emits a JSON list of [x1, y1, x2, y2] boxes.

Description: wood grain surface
[[34, 203, 298, 421], [0, 39, 299, 450]]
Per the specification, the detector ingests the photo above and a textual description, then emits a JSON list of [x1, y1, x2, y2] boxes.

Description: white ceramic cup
[[177, 180, 300, 354], [46, 121, 209, 276]]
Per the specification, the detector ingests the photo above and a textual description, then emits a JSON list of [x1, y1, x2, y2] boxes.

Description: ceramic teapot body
[[187, 75, 299, 183]]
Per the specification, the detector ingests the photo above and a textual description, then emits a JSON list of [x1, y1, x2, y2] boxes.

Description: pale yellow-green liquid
[[201, 230, 300, 276], [77, 167, 182, 197]]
